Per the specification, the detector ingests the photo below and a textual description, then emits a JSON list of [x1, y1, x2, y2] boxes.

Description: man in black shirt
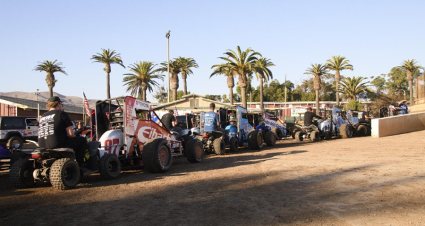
[[359, 106, 372, 123], [161, 110, 176, 131], [38, 96, 88, 168], [304, 107, 322, 126]]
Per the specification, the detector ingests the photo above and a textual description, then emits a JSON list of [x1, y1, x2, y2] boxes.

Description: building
[[153, 94, 235, 113], [0, 96, 87, 121]]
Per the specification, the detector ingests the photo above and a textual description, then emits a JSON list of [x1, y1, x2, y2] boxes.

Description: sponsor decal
[[136, 121, 172, 143], [264, 118, 286, 130]]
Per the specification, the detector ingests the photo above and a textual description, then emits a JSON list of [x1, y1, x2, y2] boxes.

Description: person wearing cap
[[38, 96, 88, 170], [304, 107, 321, 126], [399, 100, 408, 114], [359, 106, 372, 123], [161, 109, 176, 131], [202, 103, 220, 132]]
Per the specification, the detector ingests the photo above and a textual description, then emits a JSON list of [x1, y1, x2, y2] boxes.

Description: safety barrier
[[371, 112, 425, 137]]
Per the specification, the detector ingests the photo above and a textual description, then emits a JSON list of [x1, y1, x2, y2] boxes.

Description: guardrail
[[371, 112, 425, 137]]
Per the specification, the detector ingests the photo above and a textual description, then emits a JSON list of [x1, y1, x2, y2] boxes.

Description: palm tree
[[325, 56, 353, 106], [159, 60, 181, 101], [210, 63, 236, 105], [253, 58, 275, 111], [339, 76, 370, 101], [304, 64, 328, 113], [91, 48, 125, 99], [34, 60, 68, 98], [397, 59, 423, 105], [215, 46, 261, 108], [122, 61, 164, 101], [175, 57, 199, 95]]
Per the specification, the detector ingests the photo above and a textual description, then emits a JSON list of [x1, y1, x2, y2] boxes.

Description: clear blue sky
[[1, 0, 424, 102]]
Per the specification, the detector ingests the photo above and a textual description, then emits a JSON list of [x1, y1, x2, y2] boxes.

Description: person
[[202, 103, 220, 132], [74, 121, 84, 136], [399, 100, 408, 114], [161, 109, 176, 131], [304, 107, 322, 126], [359, 106, 372, 123], [38, 96, 88, 170]]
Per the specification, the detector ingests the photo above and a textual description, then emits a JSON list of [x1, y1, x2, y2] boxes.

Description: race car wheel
[[7, 136, 23, 149], [50, 158, 80, 190], [324, 131, 332, 140], [340, 124, 354, 139], [295, 131, 303, 142], [248, 130, 263, 150], [272, 128, 283, 140], [310, 131, 319, 142], [292, 129, 299, 139], [100, 154, 121, 180], [265, 131, 277, 146], [9, 159, 35, 188], [185, 139, 204, 163], [357, 125, 370, 137], [213, 137, 226, 155], [229, 137, 238, 152], [142, 138, 173, 173]]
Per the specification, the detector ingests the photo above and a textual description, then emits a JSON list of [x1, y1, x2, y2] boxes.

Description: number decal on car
[[104, 138, 120, 155]]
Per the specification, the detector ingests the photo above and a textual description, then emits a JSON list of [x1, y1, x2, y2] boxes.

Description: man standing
[[161, 109, 176, 131], [304, 107, 322, 126], [38, 96, 88, 170], [202, 103, 220, 132]]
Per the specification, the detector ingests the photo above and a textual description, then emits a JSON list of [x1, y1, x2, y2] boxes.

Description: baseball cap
[[47, 96, 62, 103]]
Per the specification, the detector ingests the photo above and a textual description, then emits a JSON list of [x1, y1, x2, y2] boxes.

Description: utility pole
[[166, 30, 171, 102], [284, 74, 287, 121], [34, 89, 40, 119]]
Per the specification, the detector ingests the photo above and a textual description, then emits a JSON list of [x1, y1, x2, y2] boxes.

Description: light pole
[[166, 30, 171, 102], [34, 89, 40, 119]]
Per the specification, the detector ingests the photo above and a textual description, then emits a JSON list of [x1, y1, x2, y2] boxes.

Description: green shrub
[[345, 100, 362, 111]]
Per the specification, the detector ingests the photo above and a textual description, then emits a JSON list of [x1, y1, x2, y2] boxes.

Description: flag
[[83, 92, 90, 117]]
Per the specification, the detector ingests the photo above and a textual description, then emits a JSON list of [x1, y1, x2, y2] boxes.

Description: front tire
[[213, 137, 226, 155], [272, 128, 283, 140], [310, 131, 319, 142], [142, 138, 173, 173], [248, 130, 263, 150], [50, 158, 80, 190], [7, 136, 23, 149], [185, 139, 204, 163], [229, 137, 238, 152], [295, 131, 303, 142], [357, 125, 370, 137], [340, 124, 353, 139], [99, 154, 121, 180], [9, 159, 35, 188], [265, 131, 277, 146]]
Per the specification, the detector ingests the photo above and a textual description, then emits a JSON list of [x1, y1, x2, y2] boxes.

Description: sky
[[0, 0, 424, 103]]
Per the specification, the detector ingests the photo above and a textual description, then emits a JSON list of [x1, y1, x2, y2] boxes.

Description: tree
[[175, 57, 198, 95], [122, 61, 164, 101], [210, 63, 236, 105], [325, 56, 353, 106], [214, 46, 261, 108], [396, 59, 423, 104], [346, 100, 362, 111], [153, 86, 167, 103], [34, 60, 68, 98], [160, 60, 181, 101], [339, 76, 370, 101], [304, 64, 328, 112], [253, 58, 275, 111], [370, 74, 387, 95], [91, 49, 125, 99]]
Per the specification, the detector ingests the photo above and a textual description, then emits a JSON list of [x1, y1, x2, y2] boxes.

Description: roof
[[0, 96, 84, 114], [153, 93, 235, 110]]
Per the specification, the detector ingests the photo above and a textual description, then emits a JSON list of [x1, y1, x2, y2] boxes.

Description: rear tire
[[142, 138, 173, 173], [310, 131, 319, 142], [340, 124, 353, 139], [50, 158, 80, 190], [324, 131, 332, 140], [272, 128, 283, 140], [229, 137, 238, 152], [9, 159, 35, 188], [185, 139, 204, 163], [295, 131, 303, 142], [292, 129, 299, 139], [7, 136, 23, 149], [265, 131, 277, 146], [357, 125, 370, 137], [248, 130, 263, 150], [99, 154, 121, 180], [213, 137, 226, 155]]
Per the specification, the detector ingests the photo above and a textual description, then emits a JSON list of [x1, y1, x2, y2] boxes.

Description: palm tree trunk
[[170, 73, 179, 101], [409, 79, 413, 105], [182, 73, 188, 95], [142, 88, 147, 101], [227, 75, 235, 105], [315, 89, 319, 114], [335, 70, 340, 106], [260, 78, 264, 111], [105, 64, 111, 99], [241, 87, 247, 108], [49, 87, 53, 98], [45, 72, 55, 98], [229, 87, 233, 105]]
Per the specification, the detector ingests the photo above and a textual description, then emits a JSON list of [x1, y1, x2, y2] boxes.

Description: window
[[2, 117, 24, 129], [26, 119, 39, 126], [190, 99, 199, 107]]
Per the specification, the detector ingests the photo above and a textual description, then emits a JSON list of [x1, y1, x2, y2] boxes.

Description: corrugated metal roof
[[0, 96, 84, 114]]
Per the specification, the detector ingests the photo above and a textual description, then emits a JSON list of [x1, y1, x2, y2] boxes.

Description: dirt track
[[1, 131, 425, 226]]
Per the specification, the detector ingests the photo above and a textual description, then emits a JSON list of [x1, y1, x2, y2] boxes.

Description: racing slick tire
[[357, 125, 370, 137], [340, 124, 354, 139], [99, 154, 121, 180], [265, 131, 277, 146], [229, 137, 238, 152], [50, 158, 80, 190], [310, 131, 319, 142], [248, 130, 263, 150], [213, 137, 226, 155], [324, 131, 332, 140], [185, 139, 204, 163], [7, 136, 23, 149], [9, 159, 35, 188], [295, 131, 303, 142], [292, 129, 300, 139], [142, 138, 173, 173], [272, 128, 283, 140]]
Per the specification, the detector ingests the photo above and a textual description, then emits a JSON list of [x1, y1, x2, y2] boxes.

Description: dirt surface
[[1, 131, 425, 226]]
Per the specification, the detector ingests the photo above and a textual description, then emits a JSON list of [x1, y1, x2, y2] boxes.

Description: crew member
[[38, 96, 88, 169], [161, 109, 176, 131], [202, 103, 220, 132], [359, 106, 372, 123], [304, 107, 322, 126], [399, 100, 408, 114]]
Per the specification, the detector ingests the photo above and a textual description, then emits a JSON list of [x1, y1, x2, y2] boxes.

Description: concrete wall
[[371, 112, 425, 138]]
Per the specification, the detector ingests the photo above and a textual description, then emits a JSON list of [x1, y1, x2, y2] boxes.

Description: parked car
[[0, 116, 38, 149]]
